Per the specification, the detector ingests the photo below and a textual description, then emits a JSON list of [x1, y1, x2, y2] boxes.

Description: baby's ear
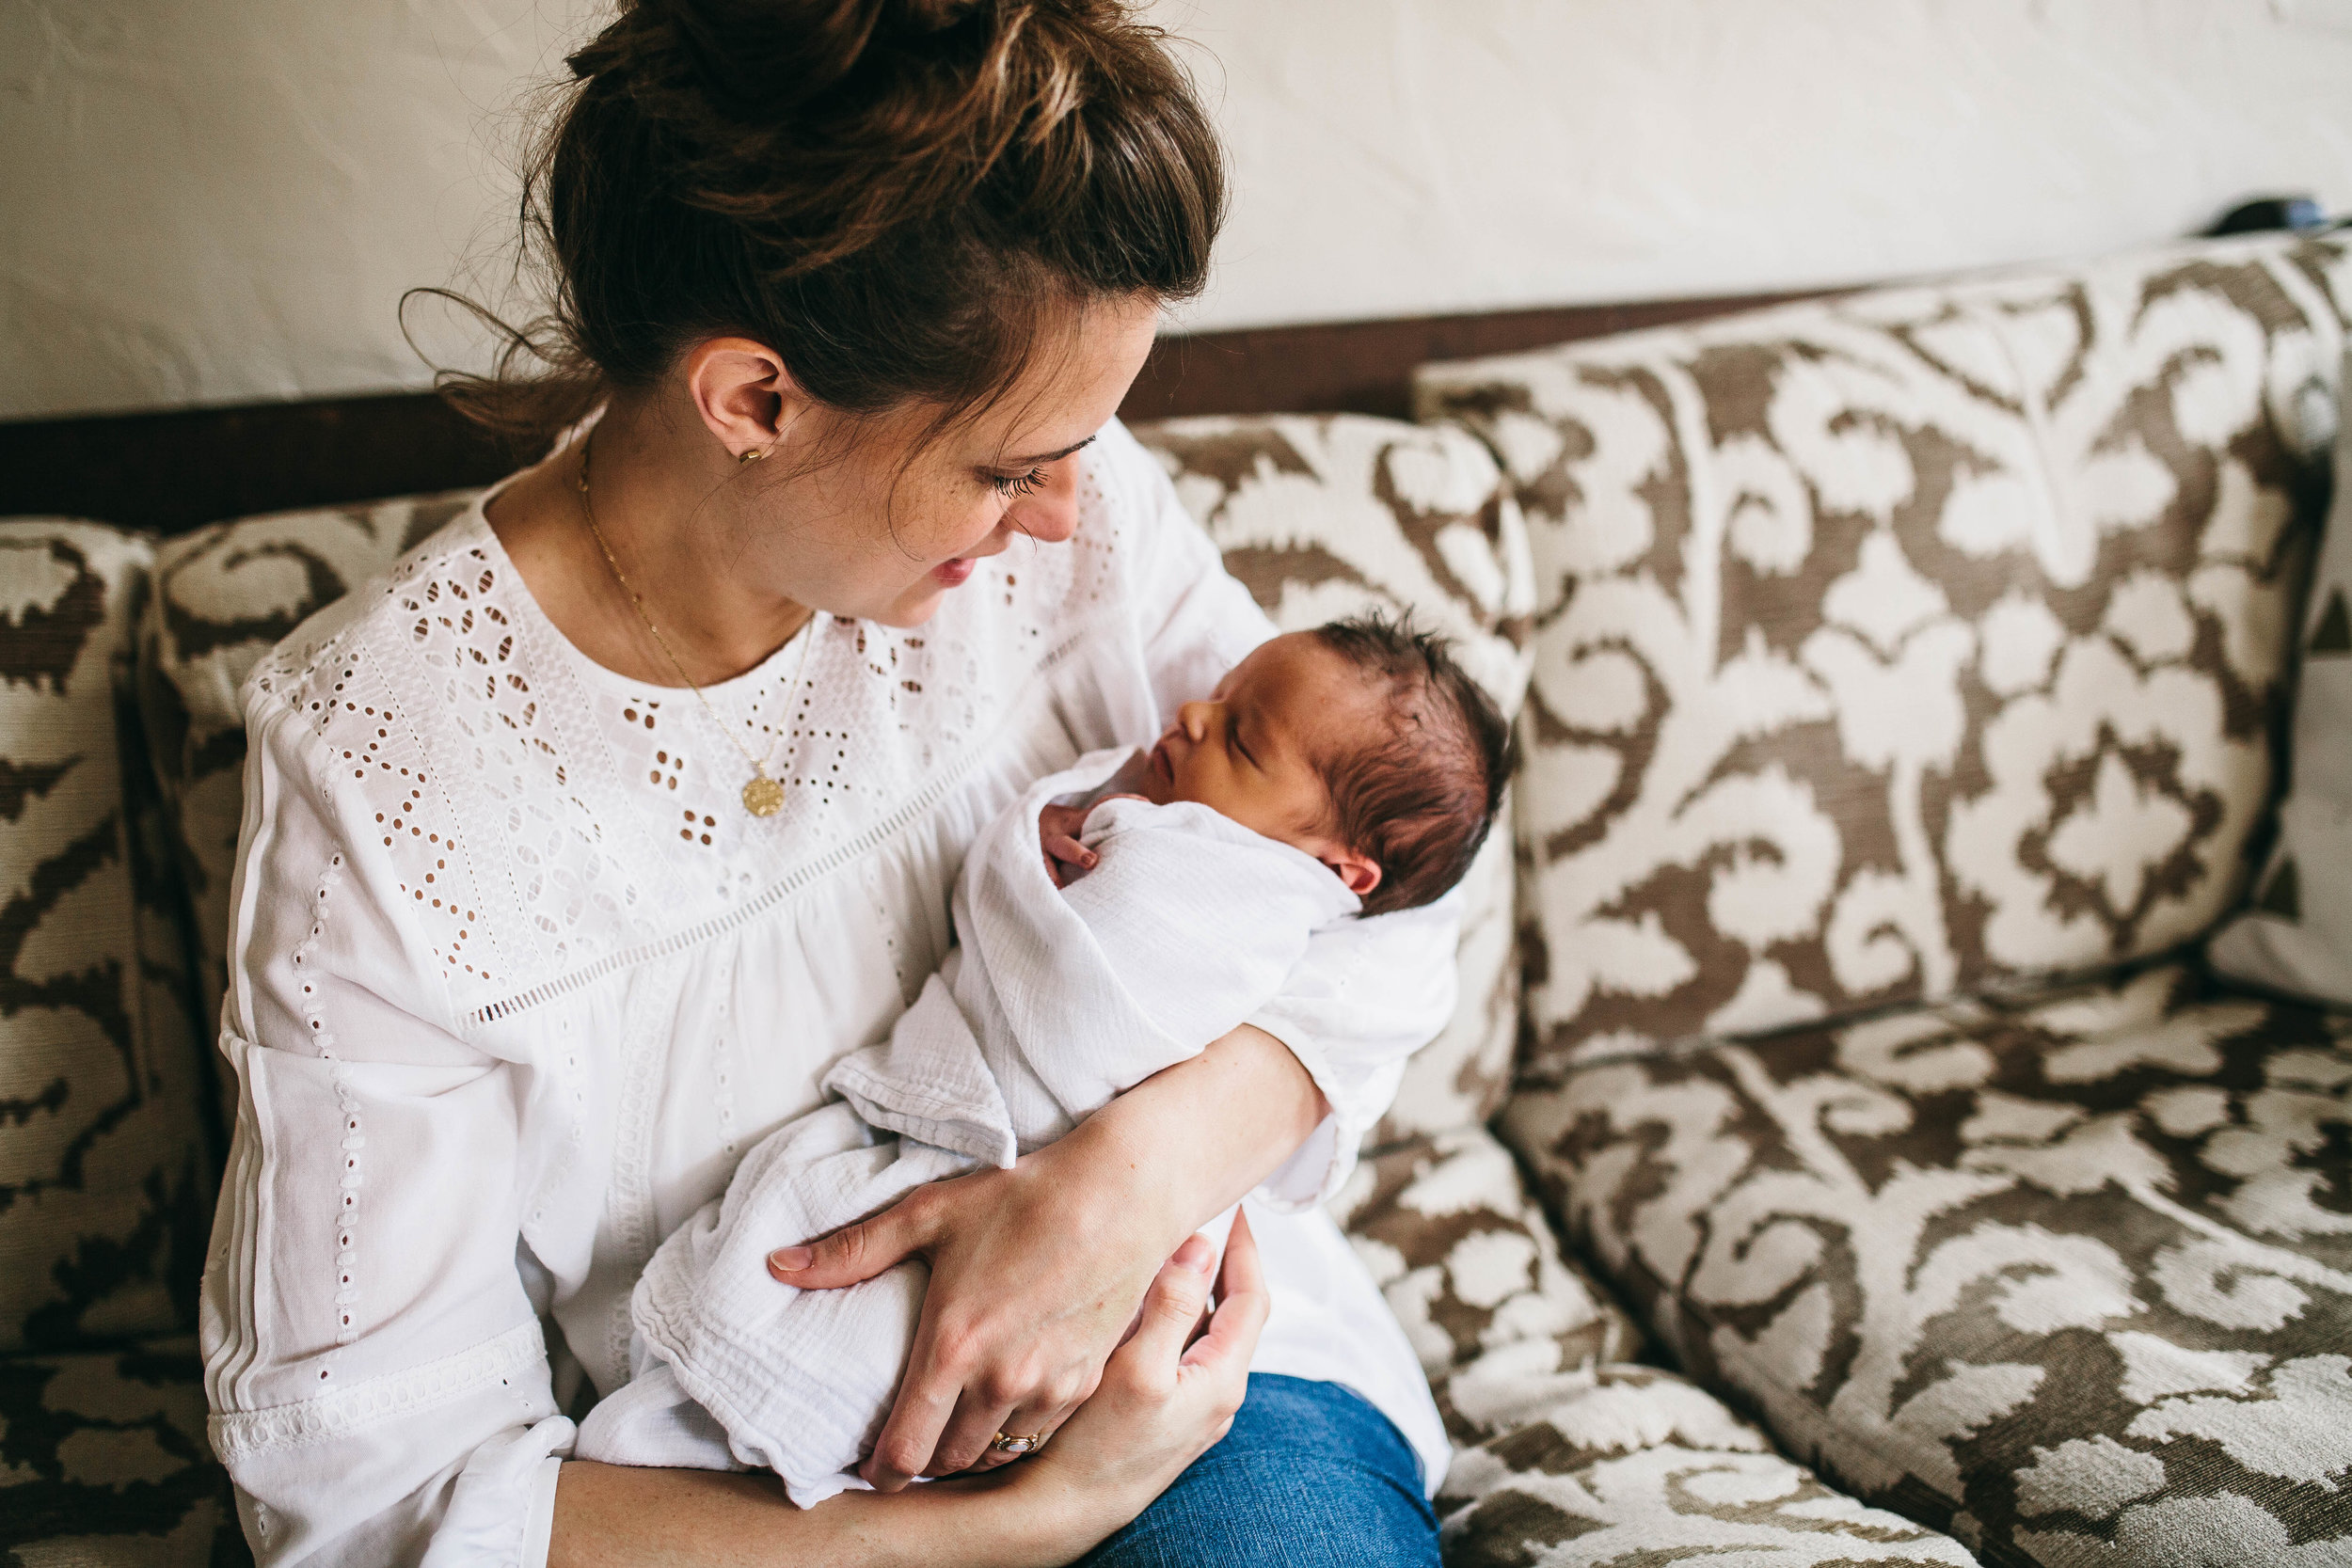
[[1324, 848, 1381, 899]]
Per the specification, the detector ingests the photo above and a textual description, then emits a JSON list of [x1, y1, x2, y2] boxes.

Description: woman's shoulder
[[237, 498, 668, 1009], [243, 501, 501, 731]]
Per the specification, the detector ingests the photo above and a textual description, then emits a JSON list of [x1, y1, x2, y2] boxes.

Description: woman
[[201, 2, 1455, 1562]]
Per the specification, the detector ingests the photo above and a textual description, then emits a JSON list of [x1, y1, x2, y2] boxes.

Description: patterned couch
[[3, 229, 2345, 1566]]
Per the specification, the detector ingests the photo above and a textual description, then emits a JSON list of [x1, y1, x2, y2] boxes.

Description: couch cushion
[[1499, 961, 2352, 1566], [1420, 231, 2352, 1073], [1328, 1124, 1643, 1446], [144, 419, 1536, 1150], [1329, 1128, 1975, 1562], [0, 1335, 246, 1565], [1439, 1364, 1979, 1566], [2210, 343, 2352, 1006], [1130, 414, 1535, 1143], [1, 520, 212, 1354]]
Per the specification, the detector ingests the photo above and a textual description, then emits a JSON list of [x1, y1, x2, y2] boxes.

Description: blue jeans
[[1079, 1374, 1440, 1567]]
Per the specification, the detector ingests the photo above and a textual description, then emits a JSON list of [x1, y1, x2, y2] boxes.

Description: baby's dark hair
[[1309, 612, 1514, 916]]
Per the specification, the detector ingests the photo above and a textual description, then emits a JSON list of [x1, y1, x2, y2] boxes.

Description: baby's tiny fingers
[[1043, 835, 1096, 870]]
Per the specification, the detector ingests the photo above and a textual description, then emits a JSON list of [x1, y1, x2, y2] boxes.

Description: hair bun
[[569, 0, 1142, 274], [572, 0, 1038, 127], [660, 0, 972, 120]]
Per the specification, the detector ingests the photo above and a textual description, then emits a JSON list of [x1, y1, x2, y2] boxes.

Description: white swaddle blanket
[[574, 749, 1360, 1502]]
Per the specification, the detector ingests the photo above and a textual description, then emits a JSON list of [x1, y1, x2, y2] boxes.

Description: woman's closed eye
[[990, 466, 1048, 498]]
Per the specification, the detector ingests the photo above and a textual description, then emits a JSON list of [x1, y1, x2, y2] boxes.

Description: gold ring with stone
[[989, 1431, 1046, 1456]]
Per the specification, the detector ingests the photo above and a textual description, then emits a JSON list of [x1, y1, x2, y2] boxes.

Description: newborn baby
[[575, 613, 1510, 1503]]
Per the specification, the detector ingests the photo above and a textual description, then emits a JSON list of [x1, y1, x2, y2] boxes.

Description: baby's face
[[1142, 632, 1386, 893]]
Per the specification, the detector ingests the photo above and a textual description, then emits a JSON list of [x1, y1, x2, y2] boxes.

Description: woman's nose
[[1005, 462, 1082, 544]]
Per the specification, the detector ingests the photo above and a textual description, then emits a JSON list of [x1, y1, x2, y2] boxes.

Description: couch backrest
[[1419, 231, 2352, 1074], [0, 521, 212, 1352], [139, 415, 1534, 1148]]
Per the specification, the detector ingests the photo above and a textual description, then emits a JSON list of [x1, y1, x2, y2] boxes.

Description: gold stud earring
[[738, 447, 767, 465]]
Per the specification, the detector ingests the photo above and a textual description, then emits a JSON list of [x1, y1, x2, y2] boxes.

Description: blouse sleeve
[[1106, 420, 1466, 1211], [200, 690, 572, 1568]]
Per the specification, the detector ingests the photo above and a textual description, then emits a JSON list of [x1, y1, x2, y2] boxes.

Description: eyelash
[[991, 467, 1047, 499]]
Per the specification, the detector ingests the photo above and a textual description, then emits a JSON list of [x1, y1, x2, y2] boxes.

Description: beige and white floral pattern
[[1439, 1365, 1979, 1567], [1, 519, 212, 1355], [1330, 1124, 1643, 1446], [1501, 960, 2352, 1566], [1333, 1128, 1981, 1563], [1419, 232, 2352, 1072], [0, 1335, 244, 1565]]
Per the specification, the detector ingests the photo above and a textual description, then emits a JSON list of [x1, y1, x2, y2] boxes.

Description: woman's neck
[[486, 398, 814, 689]]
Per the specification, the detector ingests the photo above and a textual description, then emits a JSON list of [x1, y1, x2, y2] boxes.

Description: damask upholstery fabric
[[1438, 1365, 1979, 1567], [0, 1335, 247, 1566], [1330, 1127, 1978, 1564], [138, 417, 1535, 1152], [1329, 1124, 1643, 1447], [1418, 232, 2352, 1072], [0, 520, 212, 1355], [1500, 960, 2352, 1567], [2210, 345, 2352, 1006]]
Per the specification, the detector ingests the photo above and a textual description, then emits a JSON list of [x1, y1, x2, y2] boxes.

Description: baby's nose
[[1178, 700, 1216, 738]]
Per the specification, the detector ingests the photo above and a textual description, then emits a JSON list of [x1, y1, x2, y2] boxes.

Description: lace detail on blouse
[[247, 456, 1131, 1026], [289, 851, 364, 1354]]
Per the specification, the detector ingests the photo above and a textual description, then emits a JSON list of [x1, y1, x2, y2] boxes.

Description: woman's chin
[[870, 584, 949, 629]]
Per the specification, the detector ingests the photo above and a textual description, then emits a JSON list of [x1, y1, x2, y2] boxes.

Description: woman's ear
[[683, 337, 808, 462], [1322, 848, 1381, 900]]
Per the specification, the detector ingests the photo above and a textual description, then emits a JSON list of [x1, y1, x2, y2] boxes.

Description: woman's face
[[736, 293, 1162, 628]]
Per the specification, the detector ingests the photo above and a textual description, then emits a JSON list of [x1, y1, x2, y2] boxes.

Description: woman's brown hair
[[436, 0, 1224, 441]]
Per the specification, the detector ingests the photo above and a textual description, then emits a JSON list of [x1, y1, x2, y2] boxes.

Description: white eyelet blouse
[[199, 421, 1454, 1567]]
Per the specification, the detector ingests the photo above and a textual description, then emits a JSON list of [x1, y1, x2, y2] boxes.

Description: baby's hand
[[1039, 794, 1156, 886], [1039, 802, 1098, 888]]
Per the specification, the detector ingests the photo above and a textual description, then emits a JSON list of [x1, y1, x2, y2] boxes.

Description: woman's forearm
[[549, 1460, 1086, 1568], [1076, 1022, 1327, 1245]]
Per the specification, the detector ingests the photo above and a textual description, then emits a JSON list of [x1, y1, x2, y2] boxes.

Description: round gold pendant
[[741, 774, 786, 817]]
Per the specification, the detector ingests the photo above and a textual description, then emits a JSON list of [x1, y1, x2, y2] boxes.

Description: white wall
[[8, 0, 2352, 420]]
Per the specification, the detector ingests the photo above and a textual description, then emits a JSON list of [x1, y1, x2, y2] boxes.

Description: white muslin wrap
[[575, 749, 1361, 1502]]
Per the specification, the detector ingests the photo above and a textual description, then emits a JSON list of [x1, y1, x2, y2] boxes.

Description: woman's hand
[[771, 1128, 1178, 1489], [770, 1025, 1324, 1490], [549, 1219, 1264, 1568], [1019, 1211, 1266, 1544]]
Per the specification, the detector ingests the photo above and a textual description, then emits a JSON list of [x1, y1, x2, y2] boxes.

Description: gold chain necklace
[[575, 432, 812, 817]]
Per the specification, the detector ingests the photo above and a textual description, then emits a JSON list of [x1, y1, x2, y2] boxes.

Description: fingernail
[[1081, 850, 1098, 867], [770, 1246, 813, 1272], [1175, 1237, 1214, 1274]]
